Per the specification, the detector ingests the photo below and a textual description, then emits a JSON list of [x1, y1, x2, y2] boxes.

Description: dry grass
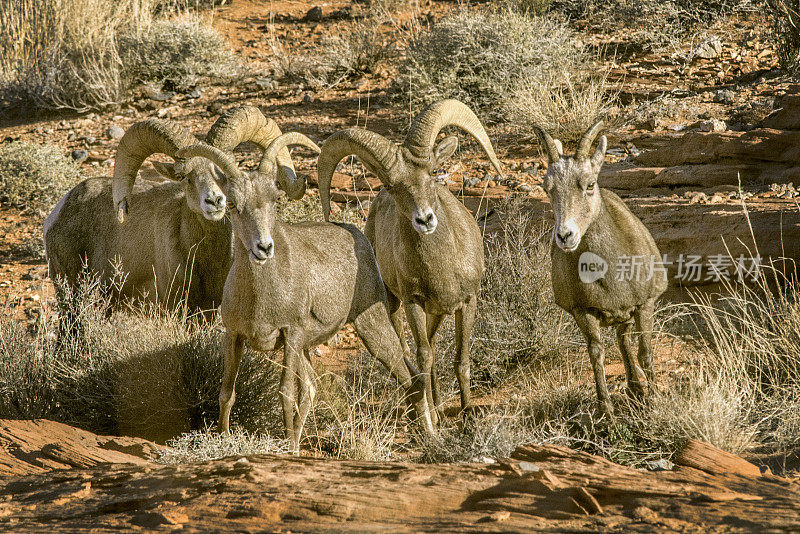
[[0, 140, 83, 212], [404, 9, 616, 141]]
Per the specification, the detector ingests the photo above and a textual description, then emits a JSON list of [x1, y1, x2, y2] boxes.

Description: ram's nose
[[412, 209, 437, 234], [204, 193, 225, 210], [253, 239, 274, 260]]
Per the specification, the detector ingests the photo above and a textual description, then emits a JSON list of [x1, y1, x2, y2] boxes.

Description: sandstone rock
[[762, 95, 800, 130], [674, 439, 762, 478]]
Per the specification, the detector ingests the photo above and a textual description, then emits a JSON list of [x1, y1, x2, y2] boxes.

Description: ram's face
[[385, 165, 441, 235], [153, 158, 227, 221], [225, 172, 284, 265], [543, 157, 602, 253]]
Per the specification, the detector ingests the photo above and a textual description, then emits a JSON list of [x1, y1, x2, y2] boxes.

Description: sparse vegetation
[[154, 428, 290, 464], [405, 9, 616, 140], [0, 0, 237, 112], [271, 17, 395, 89], [0, 141, 82, 212]]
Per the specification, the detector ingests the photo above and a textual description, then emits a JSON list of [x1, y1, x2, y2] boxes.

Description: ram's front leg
[[218, 331, 244, 433], [404, 300, 438, 424]]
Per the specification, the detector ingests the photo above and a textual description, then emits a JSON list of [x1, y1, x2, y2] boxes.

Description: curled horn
[[261, 132, 321, 174], [533, 125, 561, 164], [205, 106, 305, 200], [112, 119, 197, 223], [403, 99, 503, 177], [316, 129, 402, 222], [175, 144, 242, 184], [575, 120, 604, 161]]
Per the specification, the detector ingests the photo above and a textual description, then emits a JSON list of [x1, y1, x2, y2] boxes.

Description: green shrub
[[405, 10, 615, 141], [0, 141, 82, 212]]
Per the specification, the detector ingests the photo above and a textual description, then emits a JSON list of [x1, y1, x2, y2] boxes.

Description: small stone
[[67, 131, 76, 141], [254, 78, 274, 91], [645, 458, 674, 471], [698, 119, 727, 132], [234, 457, 250, 466], [668, 123, 687, 132], [187, 89, 202, 99], [107, 125, 125, 139], [150, 90, 175, 102], [207, 102, 224, 115], [83, 136, 97, 145], [302, 93, 313, 103], [694, 35, 723, 59], [71, 149, 88, 163], [518, 461, 540, 472], [473, 456, 496, 464], [517, 184, 533, 192], [87, 113, 100, 122], [304, 6, 323, 21], [486, 510, 511, 522], [463, 177, 480, 188], [156, 108, 171, 118], [102, 158, 114, 167], [487, 180, 497, 188], [714, 89, 735, 105]]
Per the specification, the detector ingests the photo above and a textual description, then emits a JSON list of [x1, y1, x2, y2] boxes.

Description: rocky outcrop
[[0, 419, 159, 478], [0, 430, 798, 532], [601, 98, 800, 193]]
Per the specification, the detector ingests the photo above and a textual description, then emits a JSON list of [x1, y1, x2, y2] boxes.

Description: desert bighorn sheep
[[175, 134, 434, 451], [534, 122, 667, 415], [45, 108, 299, 322], [317, 99, 504, 421]]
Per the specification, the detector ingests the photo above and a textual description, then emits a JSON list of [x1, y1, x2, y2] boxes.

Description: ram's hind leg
[[294, 350, 317, 444], [353, 301, 435, 435], [616, 321, 645, 399], [218, 332, 244, 433], [454, 296, 477, 413], [635, 299, 658, 392]]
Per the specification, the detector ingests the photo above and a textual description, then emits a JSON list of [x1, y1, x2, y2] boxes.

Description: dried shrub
[[768, 0, 800, 73], [0, 141, 82, 212], [405, 9, 615, 141]]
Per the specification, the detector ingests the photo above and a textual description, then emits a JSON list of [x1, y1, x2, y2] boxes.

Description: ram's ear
[[152, 161, 180, 181], [433, 136, 459, 167], [591, 135, 607, 170]]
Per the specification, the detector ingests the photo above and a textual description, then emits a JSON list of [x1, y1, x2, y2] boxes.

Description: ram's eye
[[226, 200, 236, 210], [586, 182, 596, 192]]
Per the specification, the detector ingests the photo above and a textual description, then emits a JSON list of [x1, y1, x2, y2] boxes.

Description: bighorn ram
[[317, 99, 504, 421], [534, 122, 667, 415], [44, 108, 300, 321], [175, 134, 434, 451]]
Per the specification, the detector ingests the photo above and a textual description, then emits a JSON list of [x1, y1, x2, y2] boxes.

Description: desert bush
[[0, 141, 82, 212], [768, 0, 800, 73], [272, 17, 394, 89], [154, 428, 290, 464], [405, 9, 615, 141], [118, 15, 239, 91], [0, 0, 236, 112], [0, 271, 283, 442]]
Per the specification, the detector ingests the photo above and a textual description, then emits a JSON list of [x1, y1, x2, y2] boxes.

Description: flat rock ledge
[[0, 420, 798, 532]]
